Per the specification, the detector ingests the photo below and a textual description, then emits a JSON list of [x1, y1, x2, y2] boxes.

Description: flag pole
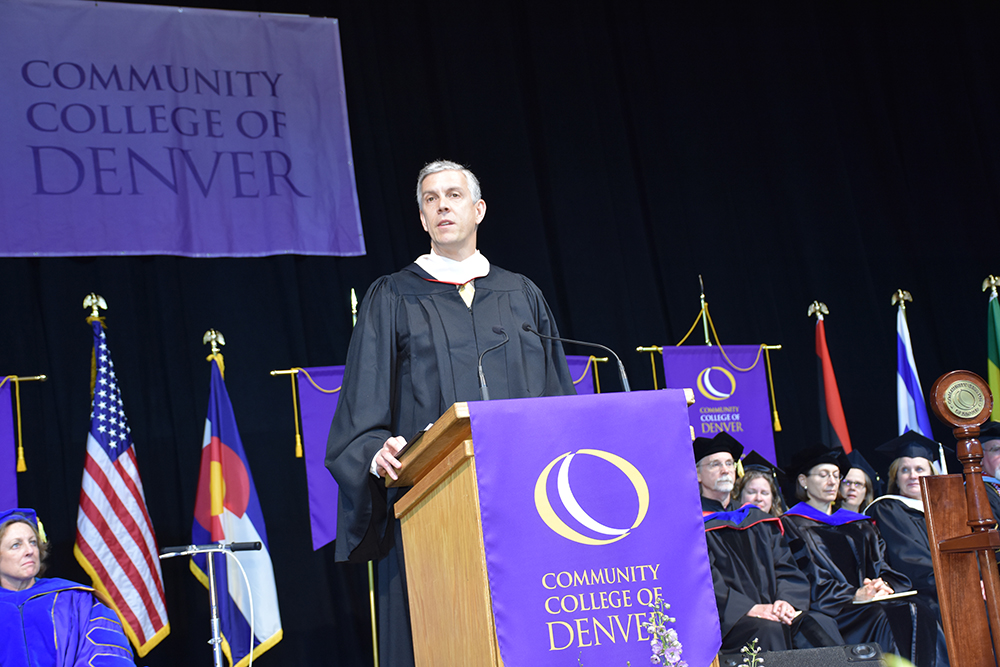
[[983, 275, 1000, 422], [698, 275, 711, 346]]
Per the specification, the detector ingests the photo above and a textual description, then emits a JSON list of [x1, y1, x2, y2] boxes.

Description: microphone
[[159, 541, 262, 559], [521, 323, 631, 392], [478, 326, 510, 400]]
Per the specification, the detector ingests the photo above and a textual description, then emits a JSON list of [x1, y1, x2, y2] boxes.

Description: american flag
[[74, 320, 170, 657]]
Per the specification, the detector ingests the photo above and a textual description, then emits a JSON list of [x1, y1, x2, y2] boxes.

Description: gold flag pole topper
[[1, 373, 47, 472], [203, 329, 225, 379], [83, 293, 108, 401], [639, 280, 783, 430]]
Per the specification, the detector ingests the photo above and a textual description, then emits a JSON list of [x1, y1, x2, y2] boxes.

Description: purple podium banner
[[662, 345, 777, 465], [469, 390, 720, 666], [0, 0, 364, 257], [296, 366, 344, 551], [0, 380, 17, 509]]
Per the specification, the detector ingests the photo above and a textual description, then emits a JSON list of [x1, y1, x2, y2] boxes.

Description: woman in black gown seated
[[865, 432, 942, 621], [781, 445, 945, 667]]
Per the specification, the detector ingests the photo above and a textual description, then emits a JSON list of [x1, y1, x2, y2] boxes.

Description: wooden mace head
[[930, 370, 993, 431]]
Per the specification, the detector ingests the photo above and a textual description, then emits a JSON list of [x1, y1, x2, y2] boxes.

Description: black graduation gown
[[865, 496, 941, 620], [782, 503, 942, 667], [326, 262, 575, 667], [702, 498, 843, 653]]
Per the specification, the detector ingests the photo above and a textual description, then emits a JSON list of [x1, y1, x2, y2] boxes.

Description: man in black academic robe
[[695, 433, 843, 655], [326, 160, 575, 667]]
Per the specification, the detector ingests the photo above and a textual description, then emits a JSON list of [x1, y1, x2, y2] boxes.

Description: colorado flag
[[191, 359, 282, 667]]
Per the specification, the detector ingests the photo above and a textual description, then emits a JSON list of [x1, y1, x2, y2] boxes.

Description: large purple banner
[[0, 0, 364, 257], [0, 380, 17, 509], [469, 391, 720, 666], [296, 366, 344, 551], [662, 345, 777, 465]]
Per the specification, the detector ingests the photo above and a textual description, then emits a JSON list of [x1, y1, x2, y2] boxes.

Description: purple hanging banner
[[469, 390, 720, 666], [566, 355, 596, 395], [0, 380, 17, 509], [0, 0, 364, 257], [662, 345, 777, 464], [296, 366, 344, 551]]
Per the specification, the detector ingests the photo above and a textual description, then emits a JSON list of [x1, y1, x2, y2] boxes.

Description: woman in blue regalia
[[780, 446, 945, 667], [0, 507, 136, 667]]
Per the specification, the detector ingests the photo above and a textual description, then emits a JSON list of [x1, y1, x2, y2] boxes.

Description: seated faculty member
[[697, 433, 843, 655], [0, 507, 136, 667], [326, 160, 576, 666], [782, 445, 945, 667]]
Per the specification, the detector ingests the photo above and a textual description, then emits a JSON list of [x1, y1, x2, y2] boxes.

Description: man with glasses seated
[[696, 433, 843, 656]]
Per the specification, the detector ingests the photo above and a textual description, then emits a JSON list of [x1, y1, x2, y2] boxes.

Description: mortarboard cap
[[875, 430, 944, 463], [790, 444, 851, 479], [846, 449, 884, 498], [740, 450, 785, 481], [693, 432, 744, 464], [980, 421, 1000, 442], [0, 508, 38, 529]]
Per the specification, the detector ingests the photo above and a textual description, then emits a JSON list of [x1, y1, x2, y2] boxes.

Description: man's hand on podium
[[375, 436, 406, 480]]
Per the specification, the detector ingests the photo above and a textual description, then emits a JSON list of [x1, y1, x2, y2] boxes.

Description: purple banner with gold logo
[[662, 345, 776, 464], [469, 391, 719, 666], [0, 0, 364, 257], [296, 366, 344, 551]]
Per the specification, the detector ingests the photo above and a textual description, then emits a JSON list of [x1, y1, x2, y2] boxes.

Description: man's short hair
[[416, 160, 482, 207]]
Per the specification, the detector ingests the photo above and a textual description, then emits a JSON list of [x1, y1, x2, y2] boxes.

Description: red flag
[[815, 314, 853, 453], [74, 320, 170, 656]]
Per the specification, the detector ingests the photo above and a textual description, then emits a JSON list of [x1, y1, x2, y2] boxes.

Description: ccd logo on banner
[[534, 449, 648, 545], [696, 366, 736, 401]]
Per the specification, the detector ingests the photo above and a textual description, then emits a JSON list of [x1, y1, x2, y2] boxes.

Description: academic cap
[[846, 449, 884, 498], [875, 430, 944, 463], [789, 444, 850, 479], [0, 507, 38, 529], [980, 421, 1000, 442], [693, 432, 744, 464], [740, 450, 785, 481]]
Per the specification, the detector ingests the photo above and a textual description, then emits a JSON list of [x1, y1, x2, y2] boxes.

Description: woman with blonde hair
[[0, 507, 136, 666], [732, 450, 787, 517]]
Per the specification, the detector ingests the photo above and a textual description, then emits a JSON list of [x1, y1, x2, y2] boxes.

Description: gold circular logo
[[696, 366, 736, 401], [533, 449, 649, 546], [943, 380, 985, 419]]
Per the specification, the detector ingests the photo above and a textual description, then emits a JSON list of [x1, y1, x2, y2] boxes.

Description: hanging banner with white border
[[0, 0, 364, 257]]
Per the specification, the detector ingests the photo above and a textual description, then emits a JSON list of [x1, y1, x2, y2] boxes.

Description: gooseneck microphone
[[521, 323, 631, 392], [478, 326, 510, 400], [159, 541, 262, 559]]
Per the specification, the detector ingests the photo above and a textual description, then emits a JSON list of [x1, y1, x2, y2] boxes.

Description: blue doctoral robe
[[0, 577, 135, 667]]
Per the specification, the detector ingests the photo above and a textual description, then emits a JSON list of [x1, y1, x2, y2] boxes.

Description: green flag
[[989, 292, 1000, 419]]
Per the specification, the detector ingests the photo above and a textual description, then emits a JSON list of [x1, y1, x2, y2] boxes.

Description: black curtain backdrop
[[3, 2, 999, 665]]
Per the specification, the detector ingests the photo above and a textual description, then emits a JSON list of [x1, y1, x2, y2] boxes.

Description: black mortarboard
[[875, 430, 942, 462], [789, 444, 850, 479], [740, 450, 785, 481], [847, 449, 884, 498], [693, 432, 744, 463], [980, 421, 1000, 442]]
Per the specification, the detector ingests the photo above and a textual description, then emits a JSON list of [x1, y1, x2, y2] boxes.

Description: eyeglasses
[[985, 446, 1000, 456], [809, 471, 841, 482], [840, 480, 865, 489], [699, 459, 735, 471]]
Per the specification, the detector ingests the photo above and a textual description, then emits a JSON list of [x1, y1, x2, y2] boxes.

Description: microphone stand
[[522, 323, 631, 392], [160, 541, 261, 667]]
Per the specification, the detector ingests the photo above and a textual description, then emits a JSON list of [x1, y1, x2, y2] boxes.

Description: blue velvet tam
[[0, 508, 38, 529]]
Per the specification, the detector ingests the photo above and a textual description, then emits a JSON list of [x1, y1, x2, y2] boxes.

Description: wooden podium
[[385, 402, 503, 666], [383, 393, 721, 667], [924, 371, 1000, 666]]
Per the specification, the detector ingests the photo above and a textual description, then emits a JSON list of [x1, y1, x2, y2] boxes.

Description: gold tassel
[[291, 371, 303, 458], [765, 347, 782, 432], [207, 353, 225, 379], [13, 378, 26, 472]]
